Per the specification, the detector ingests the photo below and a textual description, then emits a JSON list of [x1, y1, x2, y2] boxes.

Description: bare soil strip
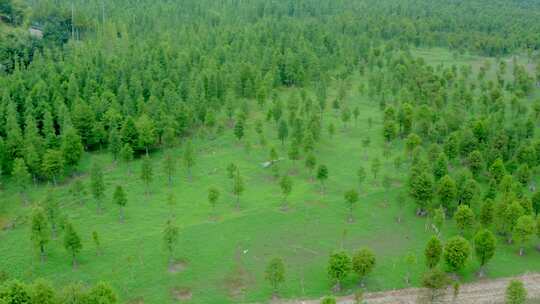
[[271, 273, 540, 304]]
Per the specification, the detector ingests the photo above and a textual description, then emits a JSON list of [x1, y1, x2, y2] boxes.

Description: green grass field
[[1, 48, 539, 303]]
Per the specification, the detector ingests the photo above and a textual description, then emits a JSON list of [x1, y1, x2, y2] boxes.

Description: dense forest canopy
[[0, 0, 539, 181]]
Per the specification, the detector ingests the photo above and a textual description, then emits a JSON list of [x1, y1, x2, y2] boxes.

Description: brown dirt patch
[[127, 297, 144, 304], [270, 273, 540, 304], [171, 287, 192, 301], [168, 259, 188, 274], [223, 248, 256, 300]]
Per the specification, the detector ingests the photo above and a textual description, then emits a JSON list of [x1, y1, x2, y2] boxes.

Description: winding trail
[[270, 273, 540, 304]]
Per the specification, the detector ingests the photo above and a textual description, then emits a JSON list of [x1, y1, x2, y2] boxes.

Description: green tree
[[443, 236, 471, 272], [352, 248, 376, 286], [474, 229, 496, 276], [425, 235, 442, 269], [321, 297, 336, 304], [136, 114, 156, 155], [288, 140, 300, 167], [232, 169, 244, 209], [480, 199, 495, 227], [120, 144, 134, 175], [437, 175, 457, 214], [92, 231, 101, 256], [87, 282, 117, 304], [344, 189, 359, 222], [327, 251, 351, 292], [61, 127, 84, 167], [183, 141, 195, 180], [42, 149, 65, 185], [279, 175, 292, 208], [532, 191, 540, 216], [208, 187, 220, 214], [265, 257, 285, 298], [108, 128, 122, 162], [454, 205, 475, 234], [90, 163, 106, 213], [513, 215, 535, 256], [163, 219, 179, 266], [163, 151, 176, 186], [467, 150, 483, 177], [317, 164, 329, 194], [305, 153, 317, 180], [489, 158, 506, 183], [409, 172, 433, 214], [506, 280, 527, 304], [357, 166, 367, 191], [371, 157, 381, 180], [278, 120, 288, 145], [234, 119, 245, 141], [30, 207, 49, 262], [405, 133, 422, 158], [30, 279, 56, 304], [0, 280, 32, 303], [63, 221, 82, 268], [422, 269, 450, 302], [43, 193, 60, 239], [141, 156, 153, 195], [113, 185, 127, 222], [433, 153, 449, 180], [12, 158, 30, 202]]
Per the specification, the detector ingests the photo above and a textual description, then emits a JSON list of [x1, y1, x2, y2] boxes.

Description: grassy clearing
[[1, 48, 539, 303]]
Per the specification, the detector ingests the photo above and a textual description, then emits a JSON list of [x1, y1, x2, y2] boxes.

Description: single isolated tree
[[183, 141, 196, 180], [422, 268, 450, 302], [454, 205, 475, 235], [163, 151, 176, 186], [305, 153, 317, 180], [370, 157, 381, 180], [352, 248, 376, 286], [163, 219, 179, 266], [90, 163, 106, 213], [43, 193, 60, 239], [208, 187, 220, 214], [232, 169, 244, 209], [70, 179, 86, 205], [113, 185, 127, 222], [317, 165, 329, 194], [140, 156, 153, 195], [327, 251, 351, 292], [506, 280, 527, 304], [424, 235, 442, 269], [30, 207, 50, 262], [357, 166, 367, 191], [12, 158, 31, 203], [92, 231, 101, 256], [234, 119, 245, 142], [344, 189, 359, 222], [513, 215, 535, 256], [279, 175, 293, 209], [265, 257, 285, 298], [474, 229, 496, 277], [278, 120, 289, 145], [404, 252, 417, 285], [63, 222, 82, 268], [443, 236, 471, 273], [120, 144, 134, 174], [86, 282, 118, 304]]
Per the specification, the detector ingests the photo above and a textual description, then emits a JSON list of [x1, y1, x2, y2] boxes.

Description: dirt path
[[270, 273, 540, 304]]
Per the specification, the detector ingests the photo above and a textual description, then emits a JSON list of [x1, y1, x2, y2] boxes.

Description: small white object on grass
[[243, 249, 248, 254]]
